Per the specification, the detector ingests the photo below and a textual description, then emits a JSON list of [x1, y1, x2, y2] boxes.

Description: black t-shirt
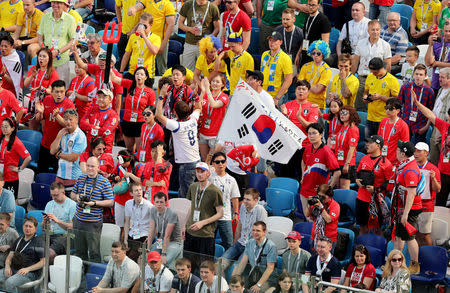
[[303, 12, 331, 42], [11, 235, 44, 271], [171, 274, 201, 293], [275, 25, 304, 59], [306, 254, 341, 282]]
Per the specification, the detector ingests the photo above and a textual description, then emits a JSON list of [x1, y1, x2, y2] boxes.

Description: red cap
[[147, 251, 161, 262], [285, 231, 301, 241]]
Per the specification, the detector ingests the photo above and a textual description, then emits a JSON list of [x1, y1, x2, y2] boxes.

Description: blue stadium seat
[[400, 16, 410, 31], [333, 189, 357, 227], [168, 52, 179, 69], [293, 222, 313, 235], [391, 4, 413, 20], [26, 210, 45, 236], [30, 183, 52, 210], [265, 188, 295, 216], [88, 263, 108, 275], [269, 177, 299, 196], [17, 130, 43, 146], [366, 245, 383, 268], [215, 244, 225, 259], [356, 234, 387, 259], [248, 172, 268, 201], [248, 27, 260, 55], [21, 140, 40, 169], [300, 233, 313, 252], [411, 246, 447, 285], [251, 17, 258, 28], [86, 273, 103, 292], [357, 111, 368, 126], [337, 227, 355, 267], [15, 205, 26, 235], [169, 40, 183, 55], [35, 173, 57, 185], [355, 151, 365, 168], [85, 25, 96, 35]]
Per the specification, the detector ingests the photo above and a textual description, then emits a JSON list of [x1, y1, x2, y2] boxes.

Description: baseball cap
[[195, 162, 209, 171], [398, 141, 415, 157], [98, 52, 116, 64], [246, 70, 264, 82], [415, 142, 429, 152], [365, 134, 384, 147], [368, 57, 385, 70], [97, 88, 113, 98], [50, 0, 68, 3], [267, 31, 283, 41], [285, 231, 301, 241], [147, 251, 161, 262]]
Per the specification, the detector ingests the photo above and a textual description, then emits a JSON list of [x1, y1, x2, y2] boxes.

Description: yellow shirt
[[413, 0, 441, 30], [365, 72, 400, 122], [261, 50, 293, 98], [142, 0, 175, 39], [329, 73, 359, 107], [0, 0, 24, 31], [298, 61, 332, 108], [195, 54, 227, 79], [228, 50, 254, 95], [16, 8, 43, 38], [116, 0, 143, 34], [126, 32, 161, 76], [67, 8, 82, 25], [163, 67, 195, 84]]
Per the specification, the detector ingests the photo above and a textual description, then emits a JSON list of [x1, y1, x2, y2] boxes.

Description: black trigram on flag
[[241, 103, 256, 119], [238, 124, 249, 138], [13, 62, 21, 74], [268, 139, 283, 155]]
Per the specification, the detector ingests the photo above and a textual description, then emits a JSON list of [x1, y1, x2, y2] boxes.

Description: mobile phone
[[42, 213, 48, 217]]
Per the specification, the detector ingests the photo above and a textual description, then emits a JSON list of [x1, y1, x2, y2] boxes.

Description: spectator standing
[[0, 175, 16, 228], [413, 143, 441, 247], [134, 251, 174, 293], [288, 0, 310, 29], [79, 138, 115, 177], [245, 70, 275, 107], [352, 20, 391, 112], [12, 0, 42, 58], [115, 0, 142, 61], [0, 33, 23, 100], [256, 0, 289, 54], [193, 36, 227, 88], [80, 34, 105, 65], [323, 98, 343, 150], [328, 54, 359, 107], [410, 0, 441, 45], [398, 64, 435, 144], [336, 2, 370, 56], [37, 0, 76, 85], [363, 58, 400, 138], [221, 0, 251, 50], [380, 12, 409, 74], [369, 0, 393, 28], [170, 258, 202, 293], [35, 80, 75, 173], [66, 61, 95, 119], [196, 260, 228, 293], [178, 0, 220, 71], [0, 213, 18, 268], [142, 141, 172, 201], [137, 106, 164, 163], [425, 22, 450, 95], [377, 98, 409, 165], [70, 156, 114, 262], [0, 86, 23, 126], [438, 1, 450, 29]]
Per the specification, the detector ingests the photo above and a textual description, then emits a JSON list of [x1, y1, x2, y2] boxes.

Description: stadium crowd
[[0, 0, 449, 291]]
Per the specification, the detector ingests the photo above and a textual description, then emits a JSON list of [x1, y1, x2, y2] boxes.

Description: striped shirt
[[73, 174, 114, 222], [380, 25, 409, 57], [57, 127, 87, 180]]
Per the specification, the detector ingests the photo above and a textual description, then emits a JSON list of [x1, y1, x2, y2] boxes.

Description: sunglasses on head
[[142, 112, 152, 117], [311, 51, 322, 56], [391, 257, 402, 262], [213, 159, 226, 164]]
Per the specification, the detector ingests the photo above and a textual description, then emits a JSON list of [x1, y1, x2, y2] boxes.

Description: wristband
[[158, 96, 164, 101]]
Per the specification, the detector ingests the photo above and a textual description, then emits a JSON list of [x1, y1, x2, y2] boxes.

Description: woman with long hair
[[110, 67, 156, 152], [335, 105, 361, 189], [0, 117, 32, 200], [342, 244, 376, 291], [136, 105, 164, 163], [375, 250, 411, 293], [267, 272, 295, 293], [198, 75, 229, 162], [23, 47, 59, 129], [79, 137, 114, 177], [323, 98, 343, 151]]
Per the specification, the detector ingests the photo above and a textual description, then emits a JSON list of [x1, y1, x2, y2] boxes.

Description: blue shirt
[[73, 174, 113, 222], [380, 25, 409, 57], [0, 189, 15, 228], [44, 198, 77, 235], [57, 127, 87, 180], [244, 237, 277, 267]]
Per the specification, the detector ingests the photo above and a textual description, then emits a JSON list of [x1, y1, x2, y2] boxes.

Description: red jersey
[[284, 100, 319, 146], [396, 158, 423, 211], [67, 74, 96, 119], [26, 67, 59, 102], [345, 263, 377, 290], [86, 64, 123, 108], [114, 162, 145, 205], [435, 118, 450, 175], [227, 145, 260, 171], [221, 10, 251, 49], [162, 83, 197, 119], [335, 124, 359, 166], [137, 122, 165, 162], [121, 79, 155, 123], [378, 117, 409, 165], [0, 137, 30, 181], [238, 0, 251, 12], [142, 160, 172, 203], [0, 88, 22, 122], [356, 155, 394, 202], [79, 105, 119, 153], [417, 161, 440, 213], [311, 198, 340, 242], [301, 143, 340, 198], [41, 96, 75, 148], [199, 92, 229, 136], [79, 151, 115, 174]]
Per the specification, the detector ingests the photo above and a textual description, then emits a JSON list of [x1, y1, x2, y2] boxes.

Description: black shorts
[[355, 198, 370, 226], [49, 235, 67, 255], [339, 165, 356, 181], [121, 120, 144, 137], [395, 209, 422, 241]]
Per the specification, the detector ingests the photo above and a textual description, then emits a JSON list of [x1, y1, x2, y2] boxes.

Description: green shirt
[[293, 0, 308, 28], [37, 11, 76, 67], [438, 7, 450, 29], [179, 0, 220, 45], [262, 0, 289, 26]]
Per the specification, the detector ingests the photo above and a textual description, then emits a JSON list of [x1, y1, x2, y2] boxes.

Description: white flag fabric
[[217, 79, 306, 164], [1, 49, 23, 104]]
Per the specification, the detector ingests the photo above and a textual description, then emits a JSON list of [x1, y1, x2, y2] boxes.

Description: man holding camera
[[306, 184, 340, 252], [70, 156, 114, 262], [356, 135, 394, 235]]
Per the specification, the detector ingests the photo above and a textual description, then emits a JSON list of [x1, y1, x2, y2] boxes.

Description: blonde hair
[[382, 249, 408, 278], [199, 36, 215, 56]]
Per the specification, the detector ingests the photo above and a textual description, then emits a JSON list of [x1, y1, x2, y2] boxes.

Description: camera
[[79, 195, 91, 202], [308, 195, 320, 206]]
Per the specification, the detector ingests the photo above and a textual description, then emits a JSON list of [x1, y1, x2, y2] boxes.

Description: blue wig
[[307, 40, 330, 59]]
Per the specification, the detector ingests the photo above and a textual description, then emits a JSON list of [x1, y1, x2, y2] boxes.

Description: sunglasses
[[311, 51, 322, 56], [391, 258, 403, 262], [64, 108, 77, 115], [340, 110, 349, 115], [384, 106, 395, 111], [225, 1, 235, 3], [213, 159, 226, 164], [142, 112, 152, 117]]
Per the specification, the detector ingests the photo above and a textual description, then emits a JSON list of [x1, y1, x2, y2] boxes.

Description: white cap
[[195, 162, 209, 171], [415, 142, 429, 152]]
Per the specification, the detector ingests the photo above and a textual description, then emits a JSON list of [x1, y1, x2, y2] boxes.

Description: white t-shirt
[[165, 111, 201, 164], [144, 264, 174, 292], [194, 276, 229, 293], [354, 38, 392, 76], [401, 62, 415, 84], [339, 17, 370, 52], [259, 89, 275, 108], [209, 171, 240, 221], [124, 198, 153, 239]]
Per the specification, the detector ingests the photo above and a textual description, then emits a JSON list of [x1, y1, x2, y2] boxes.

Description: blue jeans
[[150, 241, 183, 270], [75, 7, 92, 19], [217, 220, 233, 250], [178, 161, 198, 198], [222, 241, 245, 261], [369, 3, 391, 27], [365, 120, 380, 139], [0, 269, 36, 292]]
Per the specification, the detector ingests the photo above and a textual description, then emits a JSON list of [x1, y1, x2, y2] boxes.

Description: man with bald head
[[380, 12, 409, 74], [70, 156, 114, 262]]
